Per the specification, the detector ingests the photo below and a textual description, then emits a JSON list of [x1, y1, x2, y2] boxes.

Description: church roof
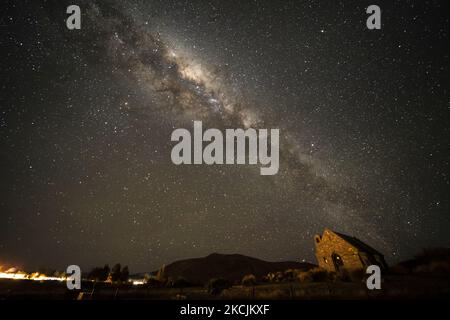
[[332, 230, 384, 257]]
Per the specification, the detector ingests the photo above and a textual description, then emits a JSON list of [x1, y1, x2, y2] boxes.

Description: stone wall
[[314, 229, 365, 272]]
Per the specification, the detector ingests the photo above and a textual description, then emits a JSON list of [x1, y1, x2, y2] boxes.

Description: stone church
[[314, 229, 388, 273]]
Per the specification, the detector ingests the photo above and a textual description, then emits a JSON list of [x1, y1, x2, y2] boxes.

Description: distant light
[[132, 280, 145, 285]]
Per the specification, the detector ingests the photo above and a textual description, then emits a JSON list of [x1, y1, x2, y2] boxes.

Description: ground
[[1, 274, 449, 300]]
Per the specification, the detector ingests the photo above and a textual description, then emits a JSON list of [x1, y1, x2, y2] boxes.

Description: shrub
[[120, 266, 129, 282], [207, 278, 232, 295], [167, 277, 194, 288], [110, 263, 122, 283], [273, 271, 284, 282], [309, 267, 330, 281], [297, 271, 313, 283], [241, 274, 257, 286], [264, 273, 276, 282], [87, 265, 110, 282], [145, 276, 166, 287], [280, 269, 294, 282], [296, 267, 336, 283], [347, 269, 365, 282]]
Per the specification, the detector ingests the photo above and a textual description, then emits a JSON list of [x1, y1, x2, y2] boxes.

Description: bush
[[309, 267, 330, 281], [264, 273, 276, 282], [296, 267, 336, 283], [167, 277, 194, 288], [110, 263, 122, 283], [347, 269, 365, 282], [241, 274, 257, 286], [272, 271, 285, 282], [120, 266, 129, 283], [207, 278, 232, 295], [87, 265, 110, 282], [297, 271, 313, 283], [145, 276, 166, 287], [283, 269, 296, 281]]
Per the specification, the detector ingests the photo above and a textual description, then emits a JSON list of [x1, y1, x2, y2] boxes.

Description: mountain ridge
[[149, 252, 316, 284]]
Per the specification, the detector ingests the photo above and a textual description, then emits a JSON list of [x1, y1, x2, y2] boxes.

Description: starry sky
[[1, 0, 449, 272]]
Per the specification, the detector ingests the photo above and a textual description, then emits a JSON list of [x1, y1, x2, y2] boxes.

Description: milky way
[[1, 0, 448, 271]]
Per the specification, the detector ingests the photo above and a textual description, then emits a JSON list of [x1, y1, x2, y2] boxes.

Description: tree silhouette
[[101, 264, 110, 281], [110, 263, 122, 283], [120, 265, 129, 282]]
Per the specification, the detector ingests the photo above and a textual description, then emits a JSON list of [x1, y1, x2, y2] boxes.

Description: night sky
[[1, 0, 449, 272]]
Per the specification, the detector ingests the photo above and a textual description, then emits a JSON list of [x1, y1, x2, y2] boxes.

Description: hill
[[391, 247, 450, 274], [154, 253, 315, 284]]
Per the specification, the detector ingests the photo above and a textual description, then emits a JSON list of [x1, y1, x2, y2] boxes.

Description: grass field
[[1, 274, 449, 300]]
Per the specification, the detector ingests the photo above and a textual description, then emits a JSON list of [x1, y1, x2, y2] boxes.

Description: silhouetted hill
[[155, 253, 315, 284], [391, 247, 450, 274]]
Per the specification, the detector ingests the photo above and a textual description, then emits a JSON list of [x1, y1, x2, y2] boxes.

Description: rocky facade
[[314, 229, 387, 273]]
